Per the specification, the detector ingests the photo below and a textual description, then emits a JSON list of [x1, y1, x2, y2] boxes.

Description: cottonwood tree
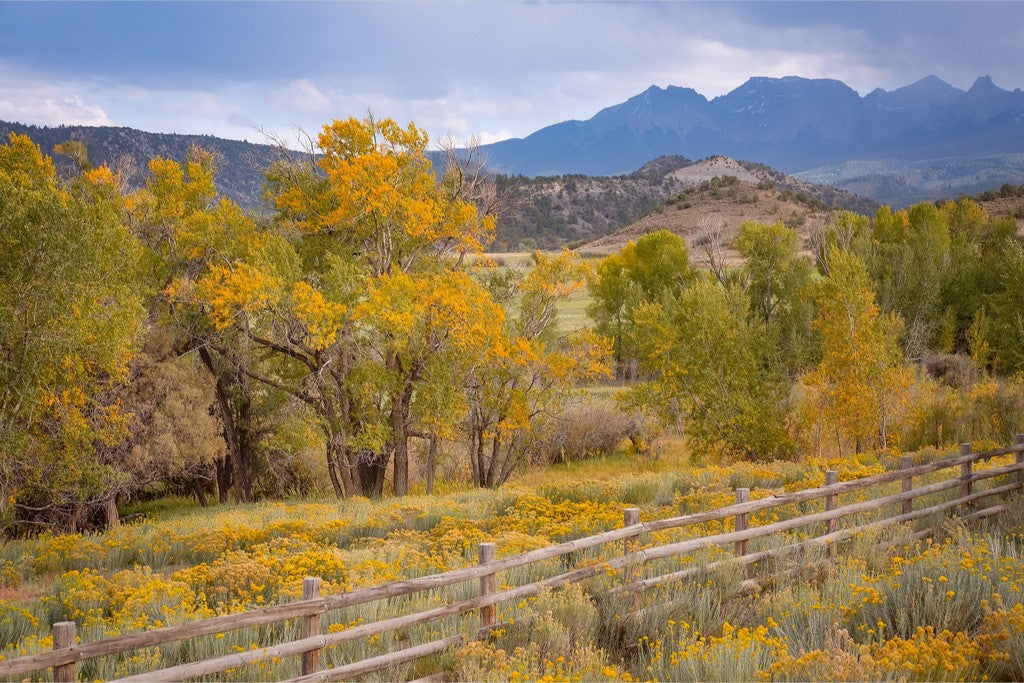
[[588, 230, 694, 377], [94, 328, 223, 523], [988, 239, 1024, 374], [629, 276, 793, 460], [0, 134, 145, 532], [869, 204, 952, 358], [735, 220, 818, 376], [801, 247, 910, 454], [129, 149, 291, 503], [466, 250, 613, 487], [179, 115, 499, 498]]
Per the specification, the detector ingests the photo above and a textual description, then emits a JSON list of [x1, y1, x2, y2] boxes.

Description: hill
[[0, 120, 279, 212], [477, 75, 1024, 206], [581, 172, 833, 259], [492, 155, 875, 252], [966, 183, 1024, 234]]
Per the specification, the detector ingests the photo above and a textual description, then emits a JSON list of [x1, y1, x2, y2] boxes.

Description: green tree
[[130, 149, 291, 503], [735, 220, 818, 375], [810, 210, 871, 275], [630, 277, 793, 460], [988, 238, 1024, 374], [588, 230, 694, 375], [0, 134, 145, 532], [869, 203, 951, 357]]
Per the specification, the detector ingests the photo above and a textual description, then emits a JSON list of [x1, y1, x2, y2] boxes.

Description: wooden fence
[[2, 437, 1023, 682]]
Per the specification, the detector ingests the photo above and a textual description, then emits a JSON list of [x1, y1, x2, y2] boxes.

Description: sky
[[1, 1, 1022, 149]]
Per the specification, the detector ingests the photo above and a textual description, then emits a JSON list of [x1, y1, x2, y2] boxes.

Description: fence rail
[[3, 436, 1023, 681]]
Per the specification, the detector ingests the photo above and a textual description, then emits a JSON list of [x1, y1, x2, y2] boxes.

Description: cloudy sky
[[1, 2, 1022, 148]]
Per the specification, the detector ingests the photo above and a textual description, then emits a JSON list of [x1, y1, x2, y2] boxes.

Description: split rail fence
[[2, 437, 1023, 682]]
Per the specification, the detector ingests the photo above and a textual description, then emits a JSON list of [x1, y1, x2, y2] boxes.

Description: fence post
[[53, 621, 76, 683], [825, 470, 838, 558], [478, 542, 497, 631], [623, 507, 641, 586], [900, 456, 914, 515], [300, 577, 323, 676], [1015, 434, 1024, 487], [960, 443, 973, 507], [734, 489, 749, 557]]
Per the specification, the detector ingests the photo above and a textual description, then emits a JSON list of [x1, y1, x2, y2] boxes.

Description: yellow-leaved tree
[[466, 250, 613, 487], [800, 246, 911, 455], [131, 148, 296, 503], [179, 115, 500, 498]]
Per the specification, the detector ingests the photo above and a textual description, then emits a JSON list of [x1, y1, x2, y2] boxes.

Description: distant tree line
[[589, 198, 1024, 460]]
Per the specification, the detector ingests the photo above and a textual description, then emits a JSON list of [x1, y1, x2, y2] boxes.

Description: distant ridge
[[0, 119, 875, 251], [477, 75, 1024, 205], [0, 120, 279, 211], [492, 154, 876, 252]]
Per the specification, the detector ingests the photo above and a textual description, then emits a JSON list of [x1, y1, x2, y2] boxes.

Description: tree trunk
[[103, 495, 120, 528], [232, 396, 257, 502], [356, 450, 390, 497], [391, 382, 415, 497], [214, 457, 232, 504], [199, 348, 255, 503], [68, 505, 86, 534], [325, 434, 346, 498], [475, 427, 487, 488], [468, 428, 480, 488], [426, 434, 438, 495], [484, 432, 502, 488], [193, 483, 209, 507], [497, 435, 519, 486]]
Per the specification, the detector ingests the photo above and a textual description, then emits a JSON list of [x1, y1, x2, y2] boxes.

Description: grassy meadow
[[3, 438, 1024, 681]]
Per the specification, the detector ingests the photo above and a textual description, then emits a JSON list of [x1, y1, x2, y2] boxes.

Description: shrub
[[527, 400, 632, 466]]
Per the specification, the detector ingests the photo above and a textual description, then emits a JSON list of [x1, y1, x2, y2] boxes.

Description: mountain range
[[478, 75, 1024, 205], [3, 72, 1022, 244]]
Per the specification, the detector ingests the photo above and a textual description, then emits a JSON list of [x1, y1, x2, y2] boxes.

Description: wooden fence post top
[[300, 578, 323, 676], [1015, 433, 1024, 445], [961, 443, 973, 454], [624, 508, 641, 526], [53, 621, 76, 651], [825, 470, 838, 486], [478, 543, 496, 563], [53, 621, 77, 683], [900, 455, 913, 468], [735, 488, 750, 503]]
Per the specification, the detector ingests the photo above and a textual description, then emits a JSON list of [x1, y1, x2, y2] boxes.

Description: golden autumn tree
[[129, 148, 296, 503], [466, 250, 613, 487], [801, 247, 911, 455], [0, 134, 145, 532], [181, 115, 498, 498]]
